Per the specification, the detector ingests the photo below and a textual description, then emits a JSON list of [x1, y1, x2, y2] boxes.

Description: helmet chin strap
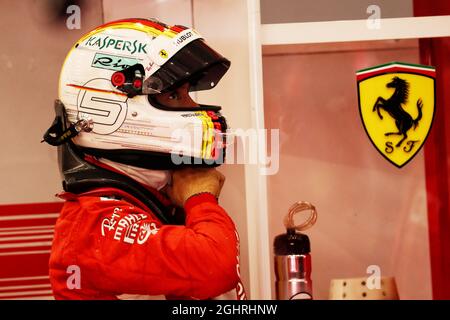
[[98, 158, 171, 191], [42, 116, 93, 146]]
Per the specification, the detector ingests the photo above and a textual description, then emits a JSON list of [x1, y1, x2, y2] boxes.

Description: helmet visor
[[146, 39, 231, 94]]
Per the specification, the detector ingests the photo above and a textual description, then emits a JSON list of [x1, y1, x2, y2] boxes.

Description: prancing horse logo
[[357, 62, 436, 168], [372, 77, 423, 148]]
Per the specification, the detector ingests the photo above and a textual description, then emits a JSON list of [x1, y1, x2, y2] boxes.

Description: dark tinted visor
[[150, 39, 231, 94]]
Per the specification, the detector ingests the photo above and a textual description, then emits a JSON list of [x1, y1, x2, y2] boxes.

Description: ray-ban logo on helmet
[[91, 53, 140, 71], [357, 62, 436, 168]]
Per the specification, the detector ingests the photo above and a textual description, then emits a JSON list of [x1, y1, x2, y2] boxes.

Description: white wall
[[102, 0, 193, 26], [0, 0, 103, 204]]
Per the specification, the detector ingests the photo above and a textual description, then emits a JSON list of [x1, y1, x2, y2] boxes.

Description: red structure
[[0, 202, 62, 299], [415, 0, 450, 300]]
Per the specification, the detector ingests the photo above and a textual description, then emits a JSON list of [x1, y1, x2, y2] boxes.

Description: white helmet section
[[59, 26, 207, 159]]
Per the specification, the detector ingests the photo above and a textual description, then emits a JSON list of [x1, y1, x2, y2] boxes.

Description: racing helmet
[[45, 18, 230, 169]]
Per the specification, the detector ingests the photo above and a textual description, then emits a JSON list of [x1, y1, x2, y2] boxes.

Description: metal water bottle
[[274, 201, 317, 300]]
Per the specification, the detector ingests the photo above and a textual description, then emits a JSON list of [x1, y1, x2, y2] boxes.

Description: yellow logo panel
[[357, 62, 436, 168]]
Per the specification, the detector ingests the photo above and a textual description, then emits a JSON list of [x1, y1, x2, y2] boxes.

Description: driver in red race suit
[[43, 18, 246, 300]]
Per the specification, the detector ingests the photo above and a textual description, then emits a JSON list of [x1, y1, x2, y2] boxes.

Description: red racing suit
[[49, 187, 246, 300]]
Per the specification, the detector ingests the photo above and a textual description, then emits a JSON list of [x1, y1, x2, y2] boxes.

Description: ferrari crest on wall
[[357, 62, 436, 168]]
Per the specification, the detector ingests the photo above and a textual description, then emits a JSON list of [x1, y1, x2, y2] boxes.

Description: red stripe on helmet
[[170, 25, 187, 33], [95, 18, 166, 32]]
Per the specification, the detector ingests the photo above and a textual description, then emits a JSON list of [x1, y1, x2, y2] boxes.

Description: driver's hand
[[166, 167, 225, 207]]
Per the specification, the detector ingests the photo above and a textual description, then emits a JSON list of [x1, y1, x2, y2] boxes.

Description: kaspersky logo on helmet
[[84, 35, 148, 54], [357, 62, 436, 168]]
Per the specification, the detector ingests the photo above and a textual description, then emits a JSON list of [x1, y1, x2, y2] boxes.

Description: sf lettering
[[385, 140, 420, 154]]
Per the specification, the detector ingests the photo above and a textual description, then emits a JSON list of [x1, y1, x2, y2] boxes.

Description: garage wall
[[0, 0, 104, 204]]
